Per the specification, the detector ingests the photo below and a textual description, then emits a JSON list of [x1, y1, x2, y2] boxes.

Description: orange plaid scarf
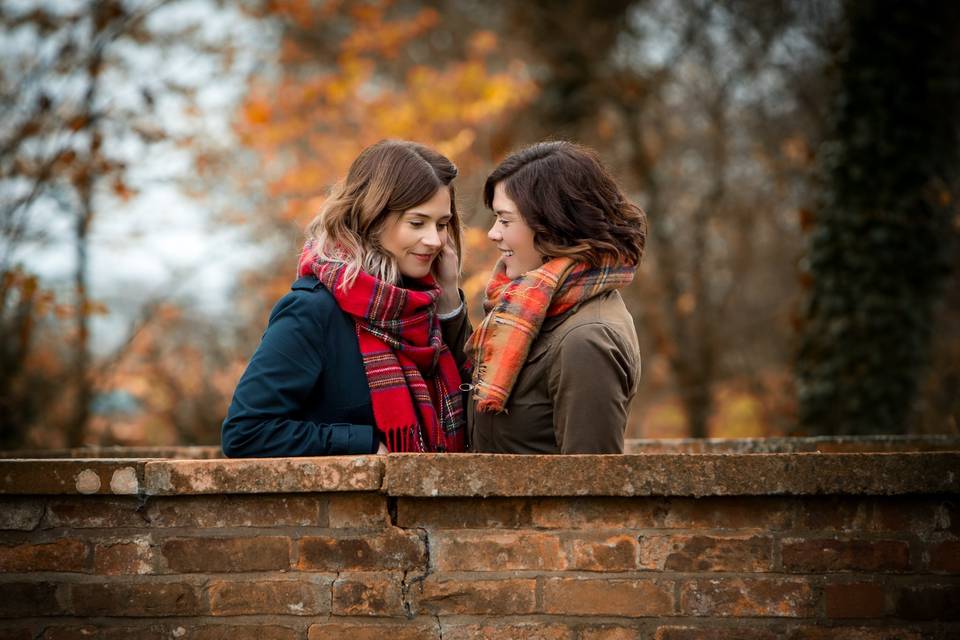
[[466, 255, 636, 413]]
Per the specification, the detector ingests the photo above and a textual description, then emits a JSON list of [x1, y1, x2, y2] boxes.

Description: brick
[[579, 626, 643, 640], [332, 572, 405, 616], [542, 577, 674, 616], [929, 540, 960, 573], [39, 625, 298, 640], [431, 531, 565, 571], [209, 577, 331, 615], [567, 534, 638, 571], [145, 457, 383, 495], [441, 622, 572, 640], [184, 627, 299, 640], [532, 496, 796, 531], [327, 493, 389, 528], [70, 581, 203, 616], [397, 497, 532, 528], [44, 498, 146, 528], [413, 576, 536, 615], [823, 582, 886, 618], [146, 494, 325, 528], [871, 497, 957, 534], [895, 584, 960, 620], [298, 529, 424, 571], [0, 460, 143, 495], [93, 536, 154, 575], [781, 538, 910, 572], [0, 498, 43, 530], [638, 534, 773, 572], [307, 619, 439, 640], [0, 538, 88, 572], [680, 578, 817, 617], [786, 628, 923, 640], [655, 627, 781, 640], [39, 627, 168, 640], [161, 536, 290, 572], [0, 581, 61, 617], [795, 497, 872, 532]]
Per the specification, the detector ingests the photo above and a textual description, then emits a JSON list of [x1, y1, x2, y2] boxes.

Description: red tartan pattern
[[297, 242, 465, 452]]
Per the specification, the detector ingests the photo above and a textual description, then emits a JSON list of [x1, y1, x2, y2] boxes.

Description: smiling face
[[380, 187, 452, 279], [488, 181, 542, 280]]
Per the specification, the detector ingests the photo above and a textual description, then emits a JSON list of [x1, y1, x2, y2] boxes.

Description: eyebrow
[[494, 209, 516, 217], [405, 211, 452, 221]]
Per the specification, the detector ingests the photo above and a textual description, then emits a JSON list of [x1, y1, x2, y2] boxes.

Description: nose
[[487, 222, 501, 242], [422, 225, 442, 248]]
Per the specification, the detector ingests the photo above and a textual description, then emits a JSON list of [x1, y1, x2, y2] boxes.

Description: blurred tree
[[796, 0, 960, 435], [498, 0, 836, 437], [1, 0, 243, 448], [224, 0, 534, 321]]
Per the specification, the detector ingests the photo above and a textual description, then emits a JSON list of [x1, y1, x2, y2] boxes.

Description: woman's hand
[[435, 240, 461, 315]]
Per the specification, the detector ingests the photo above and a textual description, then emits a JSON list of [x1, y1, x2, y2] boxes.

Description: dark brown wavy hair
[[483, 141, 646, 267]]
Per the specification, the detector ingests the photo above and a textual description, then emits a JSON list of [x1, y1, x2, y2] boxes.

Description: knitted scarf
[[297, 243, 465, 452], [465, 255, 636, 413]]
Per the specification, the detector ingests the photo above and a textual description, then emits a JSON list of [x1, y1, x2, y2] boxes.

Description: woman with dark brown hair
[[466, 141, 646, 453], [222, 140, 470, 456]]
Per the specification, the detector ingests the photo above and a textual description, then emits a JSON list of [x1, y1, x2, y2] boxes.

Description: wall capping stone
[[2, 450, 957, 497]]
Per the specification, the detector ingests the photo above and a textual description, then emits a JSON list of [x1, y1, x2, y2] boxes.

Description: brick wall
[[0, 448, 958, 639]]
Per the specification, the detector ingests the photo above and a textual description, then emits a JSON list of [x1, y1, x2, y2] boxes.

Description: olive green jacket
[[468, 290, 640, 454]]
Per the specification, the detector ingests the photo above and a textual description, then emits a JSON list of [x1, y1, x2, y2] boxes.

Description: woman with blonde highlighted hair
[[222, 140, 470, 456], [467, 141, 646, 454]]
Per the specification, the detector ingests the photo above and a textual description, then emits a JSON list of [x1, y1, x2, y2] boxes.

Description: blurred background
[[1, 0, 958, 450]]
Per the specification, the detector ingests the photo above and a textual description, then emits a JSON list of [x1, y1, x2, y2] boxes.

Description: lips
[[411, 252, 436, 262]]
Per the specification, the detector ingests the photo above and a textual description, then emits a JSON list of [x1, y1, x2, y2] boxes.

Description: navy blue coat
[[221, 275, 469, 457]]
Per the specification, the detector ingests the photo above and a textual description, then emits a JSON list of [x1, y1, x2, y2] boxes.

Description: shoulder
[[269, 276, 340, 326], [554, 291, 636, 348]]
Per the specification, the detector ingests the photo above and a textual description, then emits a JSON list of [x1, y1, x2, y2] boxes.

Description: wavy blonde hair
[[307, 140, 462, 289]]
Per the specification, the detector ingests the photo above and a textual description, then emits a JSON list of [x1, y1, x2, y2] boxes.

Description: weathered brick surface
[[161, 536, 290, 572], [680, 577, 817, 617], [0, 581, 60, 617], [38, 625, 298, 640], [0, 460, 143, 495], [43, 497, 146, 528], [209, 577, 331, 615], [0, 499, 43, 530], [413, 575, 537, 615], [567, 533, 639, 571], [146, 494, 326, 528], [542, 577, 675, 616], [145, 456, 383, 494], [823, 582, 887, 618], [781, 538, 910, 572], [578, 626, 643, 640], [2, 448, 957, 638], [69, 581, 204, 616], [654, 627, 782, 640], [331, 572, 405, 616], [93, 537, 154, 575], [441, 622, 573, 640], [431, 531, 565, 571], [397, 497, 532, 528], [638, 534, 773, 572], [787, 628, 924, 640], [298, 529, 425, 571], [327, 493, 389, 528], [928, 539, 960, 572], [307, 619, 439, 640], [0, 538, 88, 572], [894, 584, 960, 620]]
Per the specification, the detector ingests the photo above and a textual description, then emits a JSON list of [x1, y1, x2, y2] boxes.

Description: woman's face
[[380, 187, 452, 279], [488, 181, 542, 280]]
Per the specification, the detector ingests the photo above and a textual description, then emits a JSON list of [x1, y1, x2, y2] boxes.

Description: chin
[[399, 263, 432, 280]]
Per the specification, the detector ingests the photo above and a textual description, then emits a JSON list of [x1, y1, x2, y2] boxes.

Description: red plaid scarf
[[297, 244, 465, 452], [465, 255, 636, 413]]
